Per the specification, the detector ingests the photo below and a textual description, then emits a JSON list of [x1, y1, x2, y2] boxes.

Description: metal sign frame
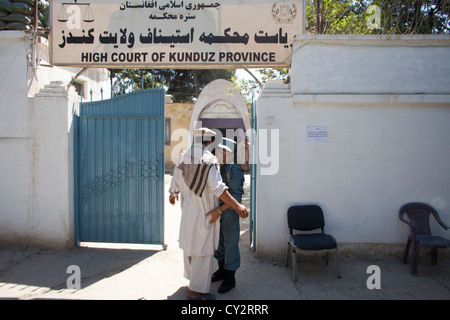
[[50, 0, 303, 68]]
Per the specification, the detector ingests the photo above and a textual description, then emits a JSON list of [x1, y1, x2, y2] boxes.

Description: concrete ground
[[0, 175, 449, 300]]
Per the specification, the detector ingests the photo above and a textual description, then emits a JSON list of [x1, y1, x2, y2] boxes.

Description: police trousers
[[214, 209, 241, 271]]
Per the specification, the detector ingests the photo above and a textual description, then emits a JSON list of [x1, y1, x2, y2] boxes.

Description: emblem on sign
[[272, 2, 297, 24]]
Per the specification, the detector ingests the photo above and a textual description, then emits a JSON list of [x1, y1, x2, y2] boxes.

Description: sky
[[235, 68, 262, 82]]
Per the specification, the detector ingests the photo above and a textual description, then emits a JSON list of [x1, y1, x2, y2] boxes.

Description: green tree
[[371, 0, 450, 34], [306, 0, 450, 35], [306, 0, 370, 34], [111, 69, 235, 102], [232, 68, 290, 102]]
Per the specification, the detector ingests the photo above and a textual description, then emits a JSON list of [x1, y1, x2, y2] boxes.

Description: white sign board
[[306, 126, 328, 143], [50, 0, 303, 68]]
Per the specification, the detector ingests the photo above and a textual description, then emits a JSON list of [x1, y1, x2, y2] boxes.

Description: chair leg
[[292, 248, 298, 282], [325, 251, 329, 265], [403, 236, 411, 264], [285, 243, 290, 267], [431, 248, 438, 265], [335, 247, 342, 279], [411, 241, 420, 276]]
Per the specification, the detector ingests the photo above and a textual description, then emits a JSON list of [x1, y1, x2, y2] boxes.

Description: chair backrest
[[288, 205, 325, 232], [399, 202, 437, 235]]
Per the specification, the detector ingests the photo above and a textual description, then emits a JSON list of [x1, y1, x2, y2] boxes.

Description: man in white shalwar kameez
[[169, 128, 248, 300]]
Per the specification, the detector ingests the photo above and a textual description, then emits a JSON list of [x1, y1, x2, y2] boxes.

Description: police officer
[[207, 138, 246, 294]]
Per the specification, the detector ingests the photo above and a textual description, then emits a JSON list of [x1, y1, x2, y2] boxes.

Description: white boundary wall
[[255, 35, 450, 257], [0, 31, 110, 249]]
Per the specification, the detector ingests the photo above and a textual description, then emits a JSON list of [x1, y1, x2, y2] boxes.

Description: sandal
[[187, 293, 216, 300]]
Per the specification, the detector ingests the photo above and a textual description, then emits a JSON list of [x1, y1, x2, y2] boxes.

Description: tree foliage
[[373, 0, 450, 34], [306, 0, 450, 35], [231, 68, 290, 102], [111, 69, 235, 102], [306, 0, 370, 34]]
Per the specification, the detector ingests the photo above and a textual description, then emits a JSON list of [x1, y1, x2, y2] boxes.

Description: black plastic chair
[[285, 205, 341, 281], [399, 202, 450, 276]]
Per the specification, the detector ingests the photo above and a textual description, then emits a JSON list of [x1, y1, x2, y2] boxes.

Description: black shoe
[[218, 270, 236, 294], [211, 260, 225, 282]]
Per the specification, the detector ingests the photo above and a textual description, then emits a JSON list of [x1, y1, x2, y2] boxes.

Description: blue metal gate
[[74, 89, 165, 246]]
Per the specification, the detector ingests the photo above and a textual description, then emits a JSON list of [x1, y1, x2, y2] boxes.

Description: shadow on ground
[[0, 246, 159, 291]]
